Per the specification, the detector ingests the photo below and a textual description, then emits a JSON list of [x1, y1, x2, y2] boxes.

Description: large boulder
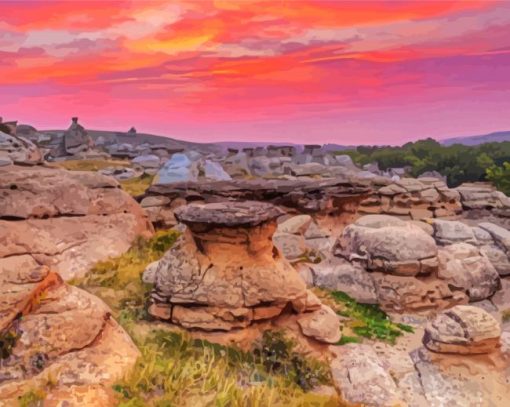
[[153, 153, 199, 184], [0, 165, 153, 280], [334, 216, 438, 276], [330, 344, 403, 406], [431, 219, 477, 245], [296, 305, 341, 344], [63, 117, 94, 155], [0, 265, 139, 405], [145, 201, 336, 342], [437, 243, 500, 301], [457, 183, 510, 211], [0, 130, 42, 165], [423, 305, 501, 354], [203, 159, 231, 181], [131, 154, 161, 169]]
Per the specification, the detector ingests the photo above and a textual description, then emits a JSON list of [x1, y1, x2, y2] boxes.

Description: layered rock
[[0, 130, 42, 166], [457, 182, 510, 216], [145, 201, 340, 342], [437, 243, 500, 301], [333, 215, 470, 312], [144, 178, 370, 222], [423, 305, 501, 354], [0, 165, 153, 280], [0, 265, 139, 405], [359, 177, 462, 220]]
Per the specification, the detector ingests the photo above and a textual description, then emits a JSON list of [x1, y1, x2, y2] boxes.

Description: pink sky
[[1, 1, 510, 144]]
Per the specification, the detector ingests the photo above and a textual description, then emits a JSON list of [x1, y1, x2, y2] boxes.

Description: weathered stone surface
[[479, 222, 510, 252], [481, 245, 510, 276], [330, 344, 402, 407], [146, 177, 370, 216], [372, 273, 467, 312], [153, 153, 199, 184], [311, 258, 378, 304], [203, 160, 232, 181], [0, 165, 153, 280], [0, 266, 139, 406], [63, 117, 93, 154], [147, 201, 335, 332], [277, 214, 312, 235], [0, 131, 42, 165], [432, 219, 477, 245], [334, 217, 438, 276], [132, 154, 160, 168], [457, 182, 510, 210], [437, 243, 501, 301], [273, 232, 307, 260], [423, 305, 501, 354], [296, 305, 341, 343], [174, 201, 284, 228]]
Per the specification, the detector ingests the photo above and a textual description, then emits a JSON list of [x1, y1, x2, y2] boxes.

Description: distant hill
[[441, 131, 510, 146], [215, 141, 303, 151]]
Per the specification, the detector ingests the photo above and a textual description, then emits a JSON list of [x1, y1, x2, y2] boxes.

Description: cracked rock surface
[[0, 165, 153, 280], [0, 265, 139, 406]]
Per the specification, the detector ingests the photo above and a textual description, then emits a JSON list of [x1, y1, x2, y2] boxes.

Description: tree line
[[338, 138, 510, 194]]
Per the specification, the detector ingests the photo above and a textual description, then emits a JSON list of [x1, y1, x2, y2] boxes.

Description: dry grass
[[119, 174, 154, 197], [49, 158, 130, 172]]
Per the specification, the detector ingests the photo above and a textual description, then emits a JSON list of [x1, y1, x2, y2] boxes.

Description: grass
[[17, 389, 46, 407], [502, 309, 510, 323], [119, 173, 154, 197], [113, 330, 337, 407], [318, 290, 414, 345], [50, 158, 130, 172], [74, 230, 340, 406]]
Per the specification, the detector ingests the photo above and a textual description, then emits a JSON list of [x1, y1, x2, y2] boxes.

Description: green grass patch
[[322, 290, 414, 344], [73, 229, 179, 321], [119, 173, 154, 197], [75, 230, 339, 406]]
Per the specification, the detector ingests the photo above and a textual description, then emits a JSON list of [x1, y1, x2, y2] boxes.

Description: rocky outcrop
[[423, 305, 501, 354], [0, 265, 139, 405], [330, 344, 403, 406], [0, 130, 42, 166], [437, 243, 500, 301], [359, 177, 462, 219], [144, 178, 370, 223], [457, 183, 510, 216], [64, 117, 94, 155], [0, 165, 153, 280], [145, 201, 340, 343], [334, 215, 439, 277]]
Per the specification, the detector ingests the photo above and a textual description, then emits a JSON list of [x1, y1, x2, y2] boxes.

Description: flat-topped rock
[[174, 201, 284, 228]]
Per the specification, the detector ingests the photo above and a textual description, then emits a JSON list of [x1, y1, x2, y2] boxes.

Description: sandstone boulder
[[0, 265, 139, 406], [296, 305, 341, 344], [431, 219, 477, 245], [153, 153, 199, 184], [334, 217, 438, 276], [437, 243, 500, 301], [423, 305, 501, 354], [0, 165, 153, 280]]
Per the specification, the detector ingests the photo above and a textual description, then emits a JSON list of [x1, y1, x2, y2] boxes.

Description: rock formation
[[145, 201, 340, 342], [0, 264, 138, 405], [358, 177, 462, 220], [0, 129, 42, 166], [64, 117, 94, 155], [0, 165, 153, 280], [423, 305, 501, 354]]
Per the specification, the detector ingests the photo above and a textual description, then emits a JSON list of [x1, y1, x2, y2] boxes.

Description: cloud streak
[[0, 0, 509, 143]]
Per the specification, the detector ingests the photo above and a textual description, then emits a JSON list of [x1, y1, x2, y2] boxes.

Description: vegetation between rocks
[[320, 290, 414, 344], [337, 138, 510, 187], [50, 158, 130, 172], [119, 173, 154, 197], [75, 230, 339, 406]]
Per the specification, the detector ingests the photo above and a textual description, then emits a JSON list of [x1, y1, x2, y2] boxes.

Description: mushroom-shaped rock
[[147, 201, 322, 331], [423, 305, 501, 354], [334, 215, 438, 276]]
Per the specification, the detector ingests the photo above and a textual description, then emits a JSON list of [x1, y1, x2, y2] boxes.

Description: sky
[[1, 0, 510, 145]]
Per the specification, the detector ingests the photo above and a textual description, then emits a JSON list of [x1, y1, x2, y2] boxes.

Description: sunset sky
[[1, 1, 509, 144]]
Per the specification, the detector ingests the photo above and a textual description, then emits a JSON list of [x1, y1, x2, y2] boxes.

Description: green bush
[[486, 162, 510, 195]]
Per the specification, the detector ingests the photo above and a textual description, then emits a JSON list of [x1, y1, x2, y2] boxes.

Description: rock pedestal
[[146, 201, 340, 341]]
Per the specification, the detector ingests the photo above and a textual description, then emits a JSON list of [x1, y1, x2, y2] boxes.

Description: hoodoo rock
[[146, 201, 340, 342], [0, 265, 139, 405], [0, 165, 153, 280], [423, 305, 501, 354]]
